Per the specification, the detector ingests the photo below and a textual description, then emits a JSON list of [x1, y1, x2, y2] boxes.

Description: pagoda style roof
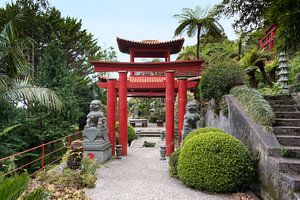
[[117, 37, 184, 55]]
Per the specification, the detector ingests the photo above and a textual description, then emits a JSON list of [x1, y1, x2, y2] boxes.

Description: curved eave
[[117, 37, 184, 54]]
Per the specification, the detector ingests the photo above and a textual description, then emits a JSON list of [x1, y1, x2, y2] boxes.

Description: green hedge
[[178, 131, 255, 193], [115, 122, 136, 145], [182, 127, 223, 146], [230, 87, 275, 127], [200, 64, 245, 103], [168, 148, 180, 178]]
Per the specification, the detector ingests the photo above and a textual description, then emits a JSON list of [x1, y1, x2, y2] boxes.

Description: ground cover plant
[[230, 86, 275, 127], [177, 130, 255, 193]]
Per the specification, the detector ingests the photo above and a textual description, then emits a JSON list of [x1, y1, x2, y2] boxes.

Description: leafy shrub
[[290, 73, 300, 92], [168, 148, 180, 178], [230, 86, 275, 127], [67, 140, 83, 170], [182, 127, 223, 146], [177, 131, 255, 193], [149, 116, 158, 123], [258, 82, 285, 96], [289, 52, 300, 84], [200, 64, 245, 105], [116, 122, 136, 145], [143, 141, 156, 147], [81, 157, 99, 187]]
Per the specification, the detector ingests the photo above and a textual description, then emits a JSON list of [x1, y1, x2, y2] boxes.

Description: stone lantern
[[278, 53, 289, 93]]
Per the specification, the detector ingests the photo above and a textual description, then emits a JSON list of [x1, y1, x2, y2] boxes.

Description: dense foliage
[[200, 63, 245, 107], [182, 127, 222, 146], [115, 122, 136, 145], [230, 87, 275, 127], [177, 131, 255, 192], [168, 148, 180, 178], [0, 0, 115, 166], [217, 0, 300, 53], [128, 98, 165, 121]]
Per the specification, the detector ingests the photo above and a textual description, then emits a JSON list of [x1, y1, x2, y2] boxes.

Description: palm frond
[[5, 77, 62, 110]]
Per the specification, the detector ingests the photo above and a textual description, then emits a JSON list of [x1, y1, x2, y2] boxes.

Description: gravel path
[[85, 147, 235, 200]]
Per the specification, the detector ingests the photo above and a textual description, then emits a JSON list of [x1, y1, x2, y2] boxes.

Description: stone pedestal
[[82, 100, 112, 164], [83, 127, 112, 164], [83, 142, 112, 164]]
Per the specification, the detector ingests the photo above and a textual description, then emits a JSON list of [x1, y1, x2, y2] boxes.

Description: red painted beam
[[119, 91, 166, 97], [91, 60, 204, 72], [98, 81, 198, 89]]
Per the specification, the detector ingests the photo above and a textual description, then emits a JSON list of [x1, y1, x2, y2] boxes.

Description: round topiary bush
[[178, 131, 255, 193], [182, 127, 223, 146], [168, 148, 180, 178], [115, 122, 136, 145]]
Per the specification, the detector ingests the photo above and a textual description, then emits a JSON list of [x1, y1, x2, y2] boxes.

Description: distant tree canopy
[[0, 0, 116, 79], [217, 0, 300, 52], [0, 0, 115, 159]]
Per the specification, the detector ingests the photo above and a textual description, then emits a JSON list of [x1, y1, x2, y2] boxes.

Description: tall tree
[[173, 6, 224, 59], [0, 16, 61, 110], [217, 0, 300, 53]]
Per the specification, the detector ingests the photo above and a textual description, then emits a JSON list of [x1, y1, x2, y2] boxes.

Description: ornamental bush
[[168, 148, 180, 178], [182, 127, 223, 146], [178, 131, 255, 193], [116, 122, 136, 145], [200, 64, 245, 104]]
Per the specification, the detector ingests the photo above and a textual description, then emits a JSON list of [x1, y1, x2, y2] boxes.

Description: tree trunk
[[247, 70, 257, 88], [257, 60, 272, 86], [237, 36, 242, 61], [196, 25, 201, 60]]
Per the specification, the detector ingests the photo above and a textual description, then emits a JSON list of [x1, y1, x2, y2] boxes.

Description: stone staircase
[[265, 95, 300, 198]]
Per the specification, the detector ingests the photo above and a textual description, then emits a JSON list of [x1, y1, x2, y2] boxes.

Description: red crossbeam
[[91, 60, 204, 72]]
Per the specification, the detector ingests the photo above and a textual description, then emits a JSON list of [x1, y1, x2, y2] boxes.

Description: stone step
[[281, 173, 300, 191], [275, 118, 300, 126], [264, 95, 292, 101], [273, 126, 300, 135], [277, 135, 300, 146], [269, 99, 296, 105], [281, 146, 300, 158], [272, 105, 299, 112], [275, 112, 300, 119], [270, 157, 300, 174], [138, 132, 161, 137], [294, 191, 300, 200]]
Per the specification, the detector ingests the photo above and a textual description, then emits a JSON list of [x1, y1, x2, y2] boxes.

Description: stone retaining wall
[[205, 95, 285, 199]]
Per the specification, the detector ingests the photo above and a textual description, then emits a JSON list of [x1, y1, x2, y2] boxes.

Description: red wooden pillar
[[130, 49, 135, 76], [165, 70, 175, 156], [107, 78, 116, 155], [178, 78, 187, 145], [118, 71, 128, 156]]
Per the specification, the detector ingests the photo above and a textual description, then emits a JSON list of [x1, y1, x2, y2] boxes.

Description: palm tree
[[0, 16, 62, 110], [173, 6, 224, 59]]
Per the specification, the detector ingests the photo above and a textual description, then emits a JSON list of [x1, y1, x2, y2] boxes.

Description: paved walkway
[[85, 147, 235, 200]]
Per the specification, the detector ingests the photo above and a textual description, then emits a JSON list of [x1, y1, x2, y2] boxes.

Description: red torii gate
[[91, 37, 204, 156]]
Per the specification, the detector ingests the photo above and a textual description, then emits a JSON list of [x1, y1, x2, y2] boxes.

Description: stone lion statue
[[84, 100, 108, 142], [85, 100, 104, 129], [181, 101, 201, 142]]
